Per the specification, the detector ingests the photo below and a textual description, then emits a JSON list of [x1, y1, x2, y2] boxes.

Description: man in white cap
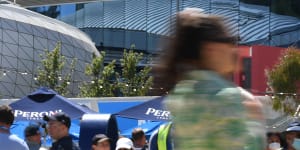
[[115, 137, 134, 150]]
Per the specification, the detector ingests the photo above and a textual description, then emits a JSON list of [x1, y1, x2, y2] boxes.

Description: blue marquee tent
[[115, 96, 171, 122], [9, 87, 95, 147], [9, 87, 95, 121]]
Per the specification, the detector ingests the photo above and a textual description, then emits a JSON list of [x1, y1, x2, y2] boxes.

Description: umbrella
[[9, 87, 95, 121], [115, 96, 171, 121]]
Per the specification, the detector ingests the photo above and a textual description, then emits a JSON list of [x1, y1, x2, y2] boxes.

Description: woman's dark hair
[[152, 8, 237, 95], [267, 132, 281, 139], [131, 128, 145, 142]]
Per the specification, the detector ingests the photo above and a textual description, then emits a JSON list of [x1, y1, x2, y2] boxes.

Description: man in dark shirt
[[43, 112, 80, 150]]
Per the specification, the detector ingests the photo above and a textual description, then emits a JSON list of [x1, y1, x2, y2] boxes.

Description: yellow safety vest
[[157, 123, 172, 150]]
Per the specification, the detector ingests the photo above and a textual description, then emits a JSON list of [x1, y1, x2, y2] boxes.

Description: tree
[[35, 42, 76, 95], [79, 51, 117, 97], [265, 47, 300, 115], [117, 49, 153, 96], [79, 46, 153, 97]]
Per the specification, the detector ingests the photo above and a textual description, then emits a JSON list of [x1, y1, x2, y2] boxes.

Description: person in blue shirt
[[0, 105, 29, 150]]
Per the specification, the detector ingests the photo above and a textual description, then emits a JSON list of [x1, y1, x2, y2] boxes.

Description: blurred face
[[92, 140, 110, 150], [27, 133, 42, 144], [200, 42, 237, 76], [133, 136, 147, 148], [268, 135, 281, 144], [46, 120, 68, 140], [141, 136, 146, 146], [286, 132, 298, 146]]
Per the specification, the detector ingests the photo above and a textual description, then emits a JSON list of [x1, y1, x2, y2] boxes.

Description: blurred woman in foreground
[[154, 8, 266, 150]]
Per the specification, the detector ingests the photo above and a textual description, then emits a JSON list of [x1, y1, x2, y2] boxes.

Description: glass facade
[[29, 1, 174, 56], [29, 0, 300, 54], [0, 4, 99, 98]]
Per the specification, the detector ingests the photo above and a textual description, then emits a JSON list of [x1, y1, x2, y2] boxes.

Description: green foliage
[[79, 52, 117, 97], [117, 49, 153, 96], [80, 46, 153, 97], [266, 47, 300, 114], [35, 42, 76, 96]]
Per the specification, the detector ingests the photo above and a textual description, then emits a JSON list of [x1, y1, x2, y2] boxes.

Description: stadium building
[[25, 0, 300, 57], [0, 2, 99, 98], [1, 0, 300, 96]]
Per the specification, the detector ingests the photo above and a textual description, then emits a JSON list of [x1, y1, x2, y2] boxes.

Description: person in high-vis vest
[[149, 122, 173, 150]]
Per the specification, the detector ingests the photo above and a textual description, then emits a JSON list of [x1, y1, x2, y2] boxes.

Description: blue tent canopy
[[9, 87, 95, 121], [115, 96, 171, 122]]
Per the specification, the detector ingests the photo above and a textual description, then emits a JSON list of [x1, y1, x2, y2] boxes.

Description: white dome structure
[[0, 4, 99, 98]]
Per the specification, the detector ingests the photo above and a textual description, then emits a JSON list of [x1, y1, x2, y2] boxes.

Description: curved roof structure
[[0, 4, 98, 98], [4, 0, 98, 8], [0, 4, 98, 55], [62, 0, 300, 46]]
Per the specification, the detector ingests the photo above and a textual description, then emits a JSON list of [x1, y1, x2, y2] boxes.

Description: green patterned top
[[166, 70, 265, 150]]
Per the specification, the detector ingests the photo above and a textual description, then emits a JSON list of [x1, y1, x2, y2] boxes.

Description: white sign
[[14, 109, 62, 120], [145, 108, 170, 120]]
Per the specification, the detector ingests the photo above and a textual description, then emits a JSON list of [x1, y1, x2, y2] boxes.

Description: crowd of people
[[0, 105, 80, 150], [4, 102, 300, 150], [266, 122, 300, 150], [91, 128, 149, 150], [0, 104, 150, 150]]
